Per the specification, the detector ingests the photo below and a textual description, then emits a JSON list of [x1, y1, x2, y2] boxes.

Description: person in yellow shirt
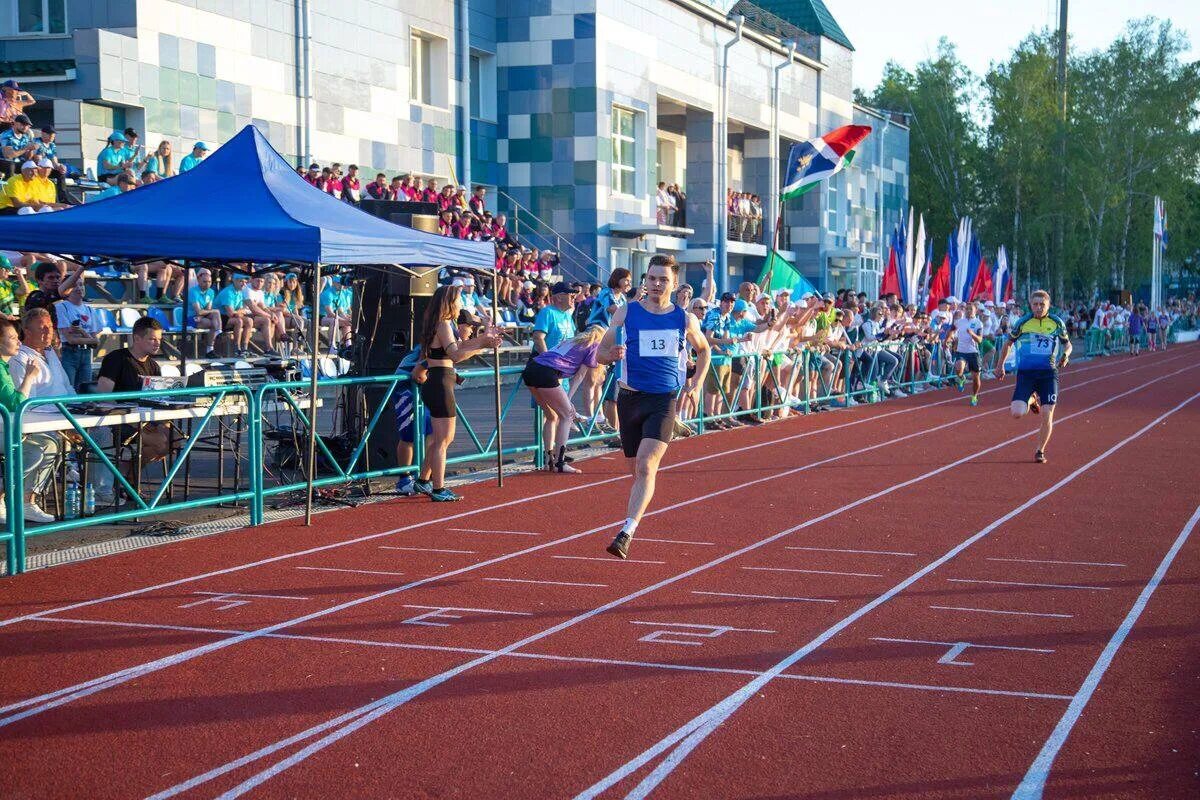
[[33, 159, 62, 207], [0, 160, 65, 214]]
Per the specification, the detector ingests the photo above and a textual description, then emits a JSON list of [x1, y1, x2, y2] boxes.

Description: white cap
[[37, 158, 52, 168], [20, 160, 37, 171], [945, 295, 960, 304], [800, 292, 815, 300]]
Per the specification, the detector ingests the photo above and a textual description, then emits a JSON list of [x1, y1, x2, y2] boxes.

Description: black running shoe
[[606, 530, 633, 559], [1035, 450, 1047, 464]]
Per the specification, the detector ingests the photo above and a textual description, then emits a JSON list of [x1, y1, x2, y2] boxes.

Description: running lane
[[64, 351, 1196, 799]]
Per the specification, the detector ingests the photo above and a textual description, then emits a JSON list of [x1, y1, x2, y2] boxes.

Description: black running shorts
[[616, 388, 677, 458]]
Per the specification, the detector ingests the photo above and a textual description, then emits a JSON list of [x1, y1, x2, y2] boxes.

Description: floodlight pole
[[304, 261, 322, 525]]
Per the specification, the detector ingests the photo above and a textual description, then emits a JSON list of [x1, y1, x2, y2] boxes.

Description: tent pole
[[180, 264, 190, 377], [305, 262, 322, 525], [492, 267, 503, 487]]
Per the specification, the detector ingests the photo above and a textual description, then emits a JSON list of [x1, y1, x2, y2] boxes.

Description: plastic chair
[[116, 308, 141, 331], [159, 363, 181, 377], [147, 306, 173, 330], [93, 307, 117, 333]]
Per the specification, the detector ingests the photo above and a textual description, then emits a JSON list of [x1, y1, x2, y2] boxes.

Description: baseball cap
[[0, 80, 19, 90], [800, 292, 815, 301], [40, 124, 55, 134], [37, 158, 52, 168], [773, 288, 792, 300], [822, 293, 836, 301], [194, 142, 209, 151], [719, 291, 736, 302], [20, 160, 37, 171], [732, 299, 750, 313], [0, 255, 11, 269], [12, 114, 30, 126], [108, 131, 126, 142], [550, 281, 572, 295]]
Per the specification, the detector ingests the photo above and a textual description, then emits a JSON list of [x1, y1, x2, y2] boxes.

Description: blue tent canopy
[[0, 125, 495, 269]]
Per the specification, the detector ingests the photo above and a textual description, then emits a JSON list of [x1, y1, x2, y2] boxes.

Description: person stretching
[[597, 254, 710, 559]]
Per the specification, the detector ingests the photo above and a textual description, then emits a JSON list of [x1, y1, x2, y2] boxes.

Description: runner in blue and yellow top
[[996, 289, 1072, 464]]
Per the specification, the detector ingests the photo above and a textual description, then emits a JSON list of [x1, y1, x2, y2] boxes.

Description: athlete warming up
[[597, 255, 711, 559], [996, 289, 1071, 464]]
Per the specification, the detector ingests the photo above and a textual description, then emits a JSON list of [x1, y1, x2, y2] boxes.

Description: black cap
[[40, 124, 55, 133], [13, 114, 30, 125], [720, 292, 736, 302], [550, 281, 572, 295]]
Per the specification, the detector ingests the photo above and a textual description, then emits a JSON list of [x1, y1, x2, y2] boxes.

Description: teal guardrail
[[3, 341, 1005, 576]]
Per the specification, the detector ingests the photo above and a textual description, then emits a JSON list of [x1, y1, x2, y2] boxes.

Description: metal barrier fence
[[0, 344, 969, 576]]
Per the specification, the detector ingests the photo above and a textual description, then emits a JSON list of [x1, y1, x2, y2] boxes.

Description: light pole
[[769, 39, 796, 255], [715, 13, 744, 294]]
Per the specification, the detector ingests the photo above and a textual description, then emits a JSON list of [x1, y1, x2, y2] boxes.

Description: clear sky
[[836, 0, 1200, 92]]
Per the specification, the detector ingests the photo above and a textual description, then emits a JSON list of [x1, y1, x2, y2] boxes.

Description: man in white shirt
[[8, 307, 76, 522], [949, 302, 984, 405], [241, 275, 281, 354], [859, 306, 905, 397], [54, 278, 103, 390]]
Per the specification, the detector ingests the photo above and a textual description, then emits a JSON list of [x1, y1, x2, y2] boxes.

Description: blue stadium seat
[[147, 306, 173, 330]]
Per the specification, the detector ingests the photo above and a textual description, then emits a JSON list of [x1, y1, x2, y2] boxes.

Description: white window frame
[[611, 105, 639, 199], [409, 29, 449, 110], [12, 0, 67, 36]]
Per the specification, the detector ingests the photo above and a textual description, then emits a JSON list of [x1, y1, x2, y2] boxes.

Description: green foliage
[[859, 18, 1200, 300]]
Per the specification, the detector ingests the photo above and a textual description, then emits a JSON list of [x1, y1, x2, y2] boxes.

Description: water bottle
[[83, 483, 96, 517], [64, 482, 80, 520]]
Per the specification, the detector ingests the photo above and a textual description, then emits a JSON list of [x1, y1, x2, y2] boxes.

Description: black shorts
[[419, 366, 457, 418], [616, 388, 677, 458], [955, 352, 980, 373], [521, 358, 562, 389]]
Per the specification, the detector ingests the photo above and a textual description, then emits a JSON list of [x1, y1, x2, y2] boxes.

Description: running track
[[1, 346, 1197, 799]]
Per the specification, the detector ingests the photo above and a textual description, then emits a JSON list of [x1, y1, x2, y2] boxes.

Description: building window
[[16, 0, 66, 34], [410, 31, 448, 108], [469, 50, 497, 121], [611, 106, 638, 197]]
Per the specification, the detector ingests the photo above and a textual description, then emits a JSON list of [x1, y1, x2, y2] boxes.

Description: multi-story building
[[1, 0, 908, 293]]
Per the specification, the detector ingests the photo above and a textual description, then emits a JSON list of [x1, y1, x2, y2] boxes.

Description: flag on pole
[[919, 236, 934, 306], [969, 256, 993, 301], [993, 246, 1009, 305], [926, 254, 950, 312], [880, 242, 902, 298], [781, 125, 872, 200], [909, 212, 926, 305], [757, 249, 818, 297]]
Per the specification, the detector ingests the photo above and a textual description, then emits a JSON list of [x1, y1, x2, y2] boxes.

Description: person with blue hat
[[96, 131, 132, 182], [179, 141, 209, 172]]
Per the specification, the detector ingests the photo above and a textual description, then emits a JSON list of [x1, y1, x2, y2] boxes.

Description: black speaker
[[360, 199, 439, 233]]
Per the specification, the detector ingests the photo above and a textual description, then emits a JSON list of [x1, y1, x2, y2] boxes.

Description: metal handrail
[[495, 188, 602, 281]]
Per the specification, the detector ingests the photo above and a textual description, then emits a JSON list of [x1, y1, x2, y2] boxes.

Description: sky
[[835, 0, 1200, 92]]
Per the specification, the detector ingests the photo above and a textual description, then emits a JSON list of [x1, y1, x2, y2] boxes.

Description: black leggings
[[419, 366, 457, 418]]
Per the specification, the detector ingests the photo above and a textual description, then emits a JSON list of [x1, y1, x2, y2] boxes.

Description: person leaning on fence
[[7, 308, 75, 523], [0, 317, 42, 524], [412, 284, 501, 503]]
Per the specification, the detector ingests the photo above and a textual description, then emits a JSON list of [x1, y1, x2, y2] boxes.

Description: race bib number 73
[[639, 328, 680, 358], [1029, 334, 1054, 354]]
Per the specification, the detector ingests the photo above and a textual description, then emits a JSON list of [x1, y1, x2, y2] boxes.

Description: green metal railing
[[1, 343, 987, 576]]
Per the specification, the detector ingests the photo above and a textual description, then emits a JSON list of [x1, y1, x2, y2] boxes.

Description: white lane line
[[2, 348, 1162, 632], [1012, 501, 1200, 799], [178, 359, 1200, 800], [448, 528, 540, 536], [949, 578, 1110, 592], [692, 591, 837, 604], [380, 546, 476, 555], [553, 555, 666, 565], [986, 557, 1127, 568], [188, 591, 310, 601], [637, 538, 715, 546], [743, 566, 883, 578], [786, 546, 917, 557], [484, 577, 609, 588], [401, 604, 532, 617], [37, 615, 1071, 702], [871, 636, 1056, 655], [295, 567, 405, 577], [930, 605, 1074, 620], [573, 383, 1200, 800]]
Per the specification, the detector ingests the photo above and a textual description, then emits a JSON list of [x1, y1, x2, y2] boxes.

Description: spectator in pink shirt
[[342, 164, 361, 203], [422, 178, 439, 203], [325, 163, 344, 199], [366, 173, 392, 200], [469, 185, 487, 215], [438, 185, 456, 211], [303, 163, 321, 187], [438, 209, 455, 236], [492, 212, 508, 242]]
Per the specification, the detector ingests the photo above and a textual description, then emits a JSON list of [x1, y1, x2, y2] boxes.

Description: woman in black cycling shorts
[[415, 284, 501, 502]]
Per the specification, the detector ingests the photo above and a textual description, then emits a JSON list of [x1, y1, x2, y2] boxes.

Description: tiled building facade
[[1, 0, 907, 294]]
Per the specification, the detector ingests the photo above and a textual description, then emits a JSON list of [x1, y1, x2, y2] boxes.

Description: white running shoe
[[24, 501, 54, 524]]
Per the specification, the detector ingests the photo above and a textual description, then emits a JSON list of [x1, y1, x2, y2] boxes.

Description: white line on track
[[402, 604, 531, 616], [637, 538, 715, 546], [295, 567, 405, 577], [986, 557, 1126, 568], [1, 354, 1186, 736], [930, 605, 1074, 619], [379, 546, 476, 554], [2, 349, 1170, 633], [948, 578, 1110, 591], [448, 528, 540, 536], [743, 566, 883, 578], [1011, 502, 1200, 799], [484, 577, 608, 588], [691, 591, 836, 604], [572, 384, 1200, 800], [786, 546, 917, 557], [153, 360, 1200, 800], [37, 615, 1071, 702], [871, 636, 1055, 655], [552, 555, 666, 565]]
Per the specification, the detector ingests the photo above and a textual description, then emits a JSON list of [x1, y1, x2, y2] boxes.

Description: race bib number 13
[[639, 328, 680, 358]]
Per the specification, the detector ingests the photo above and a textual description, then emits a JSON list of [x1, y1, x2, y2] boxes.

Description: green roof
[[0, 59, 76, 78], [747, 0, 854, 51]]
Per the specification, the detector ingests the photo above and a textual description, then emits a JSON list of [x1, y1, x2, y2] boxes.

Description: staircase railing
[[495, 189, 603, 284]]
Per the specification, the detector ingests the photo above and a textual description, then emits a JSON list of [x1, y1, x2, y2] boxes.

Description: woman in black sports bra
[[414, 284, 501, 502]]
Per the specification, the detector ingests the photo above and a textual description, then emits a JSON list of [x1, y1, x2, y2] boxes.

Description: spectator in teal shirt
[[96, 131, 130, 180], [532, 281, 577, 353], [188, 267, 221, 357], [178, 142, 209, 172], [320, 276, 352, 351], [216, 274, 253, 356]]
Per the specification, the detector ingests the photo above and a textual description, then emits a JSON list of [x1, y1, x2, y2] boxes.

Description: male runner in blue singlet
[[996, 289, 1072, 464], [597, 255, 711, 559]]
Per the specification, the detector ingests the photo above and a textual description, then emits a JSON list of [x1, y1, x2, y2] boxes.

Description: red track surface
[[1, 347, 1198, 799]]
